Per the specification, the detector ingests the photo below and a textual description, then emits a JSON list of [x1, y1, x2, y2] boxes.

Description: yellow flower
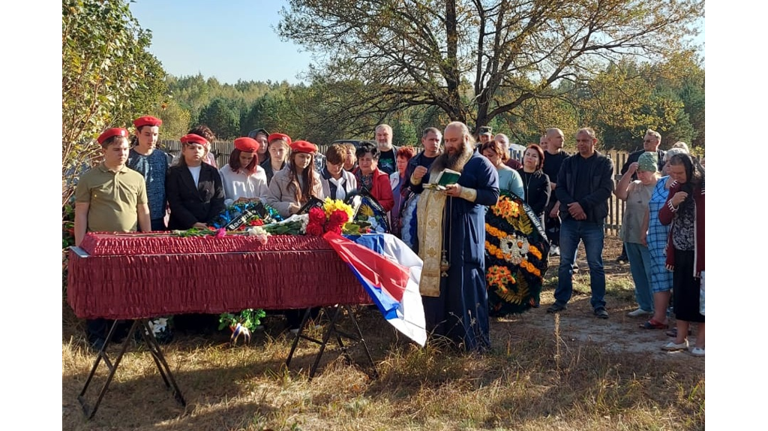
[[323, 198, 355, 220]]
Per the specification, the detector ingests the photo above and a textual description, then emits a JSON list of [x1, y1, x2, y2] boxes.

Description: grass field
[[62, 236, 705, 430]]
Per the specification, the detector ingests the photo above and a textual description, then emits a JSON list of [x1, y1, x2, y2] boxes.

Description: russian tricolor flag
[[323, 232, 427, 346]]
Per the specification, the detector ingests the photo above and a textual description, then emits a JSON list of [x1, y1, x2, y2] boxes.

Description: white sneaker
[[690, 347, 705, 357], [550, 246, 560, 256], [661, 340, 689, 351], [627, 308, 653, 317]]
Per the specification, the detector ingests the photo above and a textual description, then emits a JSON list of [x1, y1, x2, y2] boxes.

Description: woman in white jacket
[[219, 137, 270, 206]]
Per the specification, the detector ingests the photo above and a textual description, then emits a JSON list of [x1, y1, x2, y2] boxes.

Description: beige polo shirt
[[75, 163, 148, 233]]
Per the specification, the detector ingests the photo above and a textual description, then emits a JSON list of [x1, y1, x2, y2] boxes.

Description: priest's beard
[[430, 139, 474, 176]]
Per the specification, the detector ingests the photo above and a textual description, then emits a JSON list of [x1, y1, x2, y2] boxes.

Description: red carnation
[[306, 221, 324, 236], [309, 207, 326, 224], [249, 219, 264, 226]]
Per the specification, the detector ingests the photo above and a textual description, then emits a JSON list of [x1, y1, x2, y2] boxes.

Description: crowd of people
[[73, 117, 704, 357]]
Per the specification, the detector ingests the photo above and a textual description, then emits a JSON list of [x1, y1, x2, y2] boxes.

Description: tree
[[198, 98, 241, 139], [157, 99, 192, 142], [576, 52, 704, 151], [62, 0, 166, 208], [278, 0, 703, 134]]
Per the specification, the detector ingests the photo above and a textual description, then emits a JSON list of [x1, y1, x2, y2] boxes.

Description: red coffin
[[67, 232, 371, 320]]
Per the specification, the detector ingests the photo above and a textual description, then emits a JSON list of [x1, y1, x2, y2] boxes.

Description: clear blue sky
[[129, 0, 314, 84], [130, 0, 704, 86]]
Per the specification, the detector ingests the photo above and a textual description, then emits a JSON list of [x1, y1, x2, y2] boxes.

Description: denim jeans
[[625, 242, 654, 311], [555, 218, 606, 309]]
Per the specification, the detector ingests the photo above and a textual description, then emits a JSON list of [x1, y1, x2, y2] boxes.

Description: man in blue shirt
[[127, 115, 172, 231]]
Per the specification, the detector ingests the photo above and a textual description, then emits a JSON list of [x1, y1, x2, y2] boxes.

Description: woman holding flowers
[[266, 140, 325, 218]]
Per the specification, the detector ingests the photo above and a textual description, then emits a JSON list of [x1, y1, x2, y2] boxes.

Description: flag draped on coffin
[[323, 232, 427, 346]]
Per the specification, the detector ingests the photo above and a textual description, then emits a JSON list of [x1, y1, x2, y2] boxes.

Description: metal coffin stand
[[77, 319, 186, 420], [286, 305, 379, 380]]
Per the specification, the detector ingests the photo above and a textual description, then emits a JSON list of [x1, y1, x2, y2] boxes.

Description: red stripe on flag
[[323, 232, 409, 302]]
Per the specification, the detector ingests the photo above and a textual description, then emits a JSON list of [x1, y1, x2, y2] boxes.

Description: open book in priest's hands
[[425, 168, 461, 191]]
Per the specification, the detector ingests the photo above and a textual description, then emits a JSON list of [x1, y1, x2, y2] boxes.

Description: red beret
[[290, 140, 317, 154], [234, 137, 260, 153], [132, 116, 163, 128], [180, 134, 208, 145], [97, 128, 129, 145], [268, 133, 292, 146]]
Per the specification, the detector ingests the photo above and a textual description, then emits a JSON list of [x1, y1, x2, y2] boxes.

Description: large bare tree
[[278, 0, 703, 133]]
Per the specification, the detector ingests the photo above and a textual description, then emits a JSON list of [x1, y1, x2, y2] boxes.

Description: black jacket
[[516, 169, 551, 218], [555, 151, 614, 223], [166, 163, 225, 229]]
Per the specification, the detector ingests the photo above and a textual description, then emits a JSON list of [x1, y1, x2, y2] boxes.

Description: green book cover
[[436, 169, 461, 186]]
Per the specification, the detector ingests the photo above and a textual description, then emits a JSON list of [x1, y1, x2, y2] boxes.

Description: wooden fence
[[161, 140, 630, 236]]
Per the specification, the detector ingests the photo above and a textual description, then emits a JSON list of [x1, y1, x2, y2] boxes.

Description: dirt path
[[490, 236, 704, 369]]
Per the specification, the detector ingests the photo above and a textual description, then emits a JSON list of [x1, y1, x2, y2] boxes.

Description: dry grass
[[62, 237, 705, 431]]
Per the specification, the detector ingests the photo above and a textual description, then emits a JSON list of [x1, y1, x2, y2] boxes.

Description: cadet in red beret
[[220, 137, 270, 205], [97, 128, 129, 146], [290, 140, 326, 173], [167, 128, 227, 334], [127, 115, 173, 232], [166, 130, 225, 231], [269, 137, 324, 331], [76, 128, 152, 350], [132, 116, 163, 128], [260, 133, 291, 184], [179, 134, 209, 145], [175, 125, 219, 168], [233, 137, 260, 153], [290, 140, 318, 154], [265, 139, 325, 218], [268, 133, 292, 147]]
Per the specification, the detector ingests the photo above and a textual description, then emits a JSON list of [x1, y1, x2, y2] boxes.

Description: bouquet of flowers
[[261, 214, 309, 235], [305, 198, 355, 236]]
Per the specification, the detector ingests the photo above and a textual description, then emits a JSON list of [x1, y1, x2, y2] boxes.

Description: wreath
[[348, 189, 391, 233], [485, 191, 550, 316]]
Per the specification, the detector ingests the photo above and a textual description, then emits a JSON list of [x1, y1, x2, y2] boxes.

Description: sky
[[130, 0, 704, 85], [130, 0, 315, 84]]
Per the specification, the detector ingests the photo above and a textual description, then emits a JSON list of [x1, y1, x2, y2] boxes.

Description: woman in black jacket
[[166, 133, 225, 230], [517, 144, 551, 226]]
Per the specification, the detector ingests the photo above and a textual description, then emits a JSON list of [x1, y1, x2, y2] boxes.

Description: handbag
[[699, 270, 707, 316]]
